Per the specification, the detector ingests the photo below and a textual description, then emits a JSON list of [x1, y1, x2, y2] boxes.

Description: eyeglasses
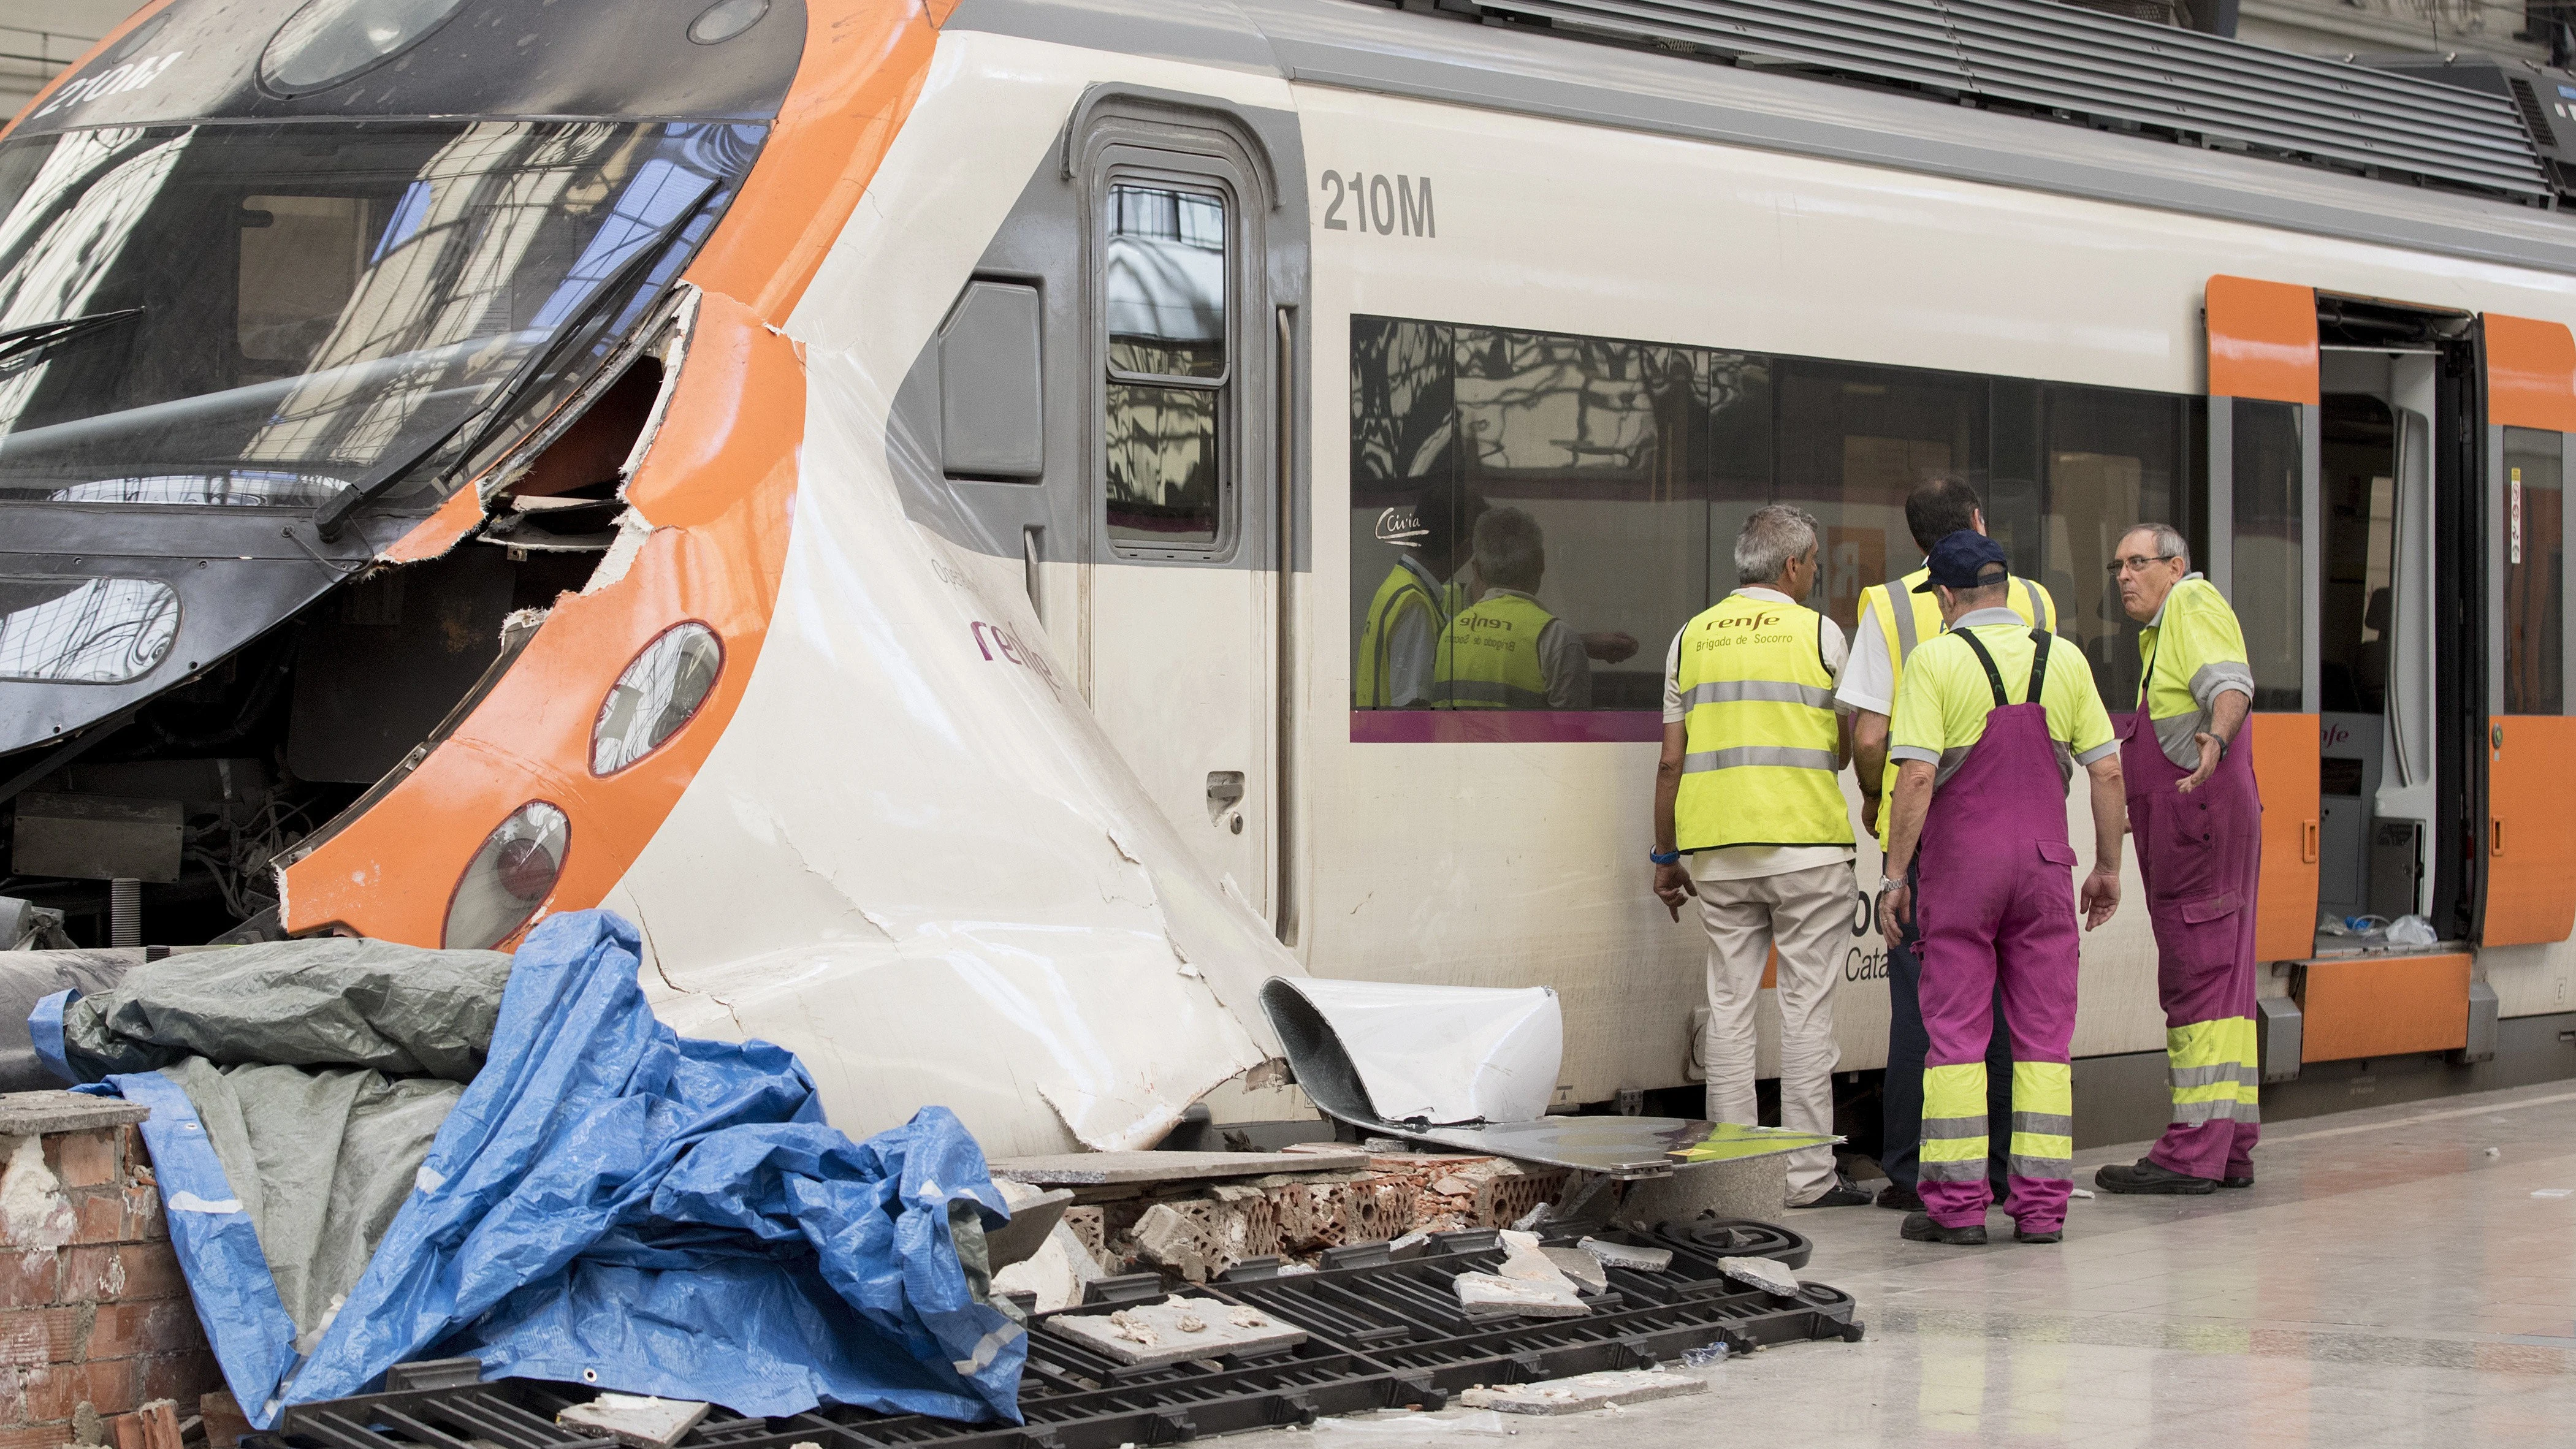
[[2108, 555, 2181, 576]]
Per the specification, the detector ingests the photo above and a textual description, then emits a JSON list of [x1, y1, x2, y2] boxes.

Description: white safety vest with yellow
[[1853, 565, 2058, 848], [1673, 592, 1854, 851]]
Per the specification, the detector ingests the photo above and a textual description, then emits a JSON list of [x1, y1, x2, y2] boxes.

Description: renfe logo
[[34, 50, 186, 119], [1374, 507, 1425, 546], [2322, 720, 2352, 749]]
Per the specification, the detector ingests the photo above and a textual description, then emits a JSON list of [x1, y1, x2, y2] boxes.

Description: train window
[[2502, 425, 2565, 715], [238, 196, 375, 370], [1773, 360, 1983, 632], [2231, 399, 2306, 711], [2320, 394, 2396, 715], [1346, 315, 2208, 720], [2043, 385, 2199, 709], [1103, 182, 1227, 553]]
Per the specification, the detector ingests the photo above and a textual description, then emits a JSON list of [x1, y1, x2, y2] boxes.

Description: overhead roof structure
[[1390, 0, 2558, 205]]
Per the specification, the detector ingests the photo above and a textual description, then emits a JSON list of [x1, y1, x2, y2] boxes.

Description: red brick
[[12, 1365, 80, 1424], [0, 1254, 58, 1310], [120, 1189, 162, 1244], [135, 1355, 216, 1409], [199, 1391, 248, 1449], [88, 1301, 202, 1362], [79, 1356, 139, 1417], [0, 1421, 78, 1449], [0, 1366, 28, 1428], [51, 1133, 116, 1191], [61, 1247, 186, 1304], [107, 1412, 143, 1449], [0, 1306, 84, 1365], [71, 1191, 126, 1247]]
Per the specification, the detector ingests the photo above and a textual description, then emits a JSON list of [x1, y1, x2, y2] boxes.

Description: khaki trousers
[[1698, 859, 1853, 1203]]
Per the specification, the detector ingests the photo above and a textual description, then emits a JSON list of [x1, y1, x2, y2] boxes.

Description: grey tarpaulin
[[55, 938, 511, 1082], [0, 948, 139, 1092], [51, 940, 510, 1348]]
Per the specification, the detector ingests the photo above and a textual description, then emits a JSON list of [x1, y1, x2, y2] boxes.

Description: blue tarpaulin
[[42, 911, 1026, 1428]]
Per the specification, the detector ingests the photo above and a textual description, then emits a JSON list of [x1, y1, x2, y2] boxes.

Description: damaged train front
[[0, 0, 803, 947]]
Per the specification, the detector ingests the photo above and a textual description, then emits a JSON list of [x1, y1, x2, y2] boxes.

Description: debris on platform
[[1719, 1254, 1803, 1298], [555, 1393, 710, 1448], [991, 1149, 1370, 1184], [1540, 1245, 1609, 1293], [1038, 1295, 1307, 1367], [27, 912, 1024, 1429], [1577, 1236, 1673, 1272], [1454, 1230, 1591, 1319], [1458, 1370, 1709, 1415]]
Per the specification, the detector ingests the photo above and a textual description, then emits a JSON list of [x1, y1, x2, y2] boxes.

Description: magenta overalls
[[2121, 682, 2263, 1181], [1914, 629, 2083, 1234]]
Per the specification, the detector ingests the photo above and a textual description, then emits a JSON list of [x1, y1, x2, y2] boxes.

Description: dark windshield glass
[[0, 118, 760, 507]]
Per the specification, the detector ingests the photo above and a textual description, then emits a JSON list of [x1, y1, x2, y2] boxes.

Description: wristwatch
[[1650, 848, 1682, 866]]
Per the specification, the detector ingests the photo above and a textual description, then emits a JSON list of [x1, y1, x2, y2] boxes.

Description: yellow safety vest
[[1434, 591, 1558, 709], [1858, 566, 2057, 848], [1674, 593, 1853, 851], [1355, 559, 1441, 707]]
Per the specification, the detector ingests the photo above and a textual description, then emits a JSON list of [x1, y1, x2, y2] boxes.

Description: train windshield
[[0, 118, 759, 509]]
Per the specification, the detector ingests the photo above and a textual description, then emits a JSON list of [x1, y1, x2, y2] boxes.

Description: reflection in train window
[[2233, 399, 2306, 711], [1348, 313, 2212, 715], [1103, 183, 1227, 553], [2503, 424, 2564, 715]]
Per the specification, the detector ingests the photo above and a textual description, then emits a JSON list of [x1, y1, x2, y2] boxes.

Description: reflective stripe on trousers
[[1918, 1062, 2072, 1185], [2167, 1016, 2262, 1125]]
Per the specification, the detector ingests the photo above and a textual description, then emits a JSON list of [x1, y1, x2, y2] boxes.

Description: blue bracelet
[[1650, 848, 1682, 866]]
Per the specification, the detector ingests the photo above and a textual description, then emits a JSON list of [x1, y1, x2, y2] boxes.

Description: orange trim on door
[[2297, 952, 2471, 1062], [2484, 314, 2576, 433], [279, 294, 801, 942], [2250, 713, 2320, 962], [2207, 276, 2319, 406], [684, 0, 949, 327], [2483, 715, 2576, 946]]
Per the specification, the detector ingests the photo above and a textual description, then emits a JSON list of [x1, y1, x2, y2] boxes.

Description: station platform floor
[[1284, 1079, 2576, 1447]]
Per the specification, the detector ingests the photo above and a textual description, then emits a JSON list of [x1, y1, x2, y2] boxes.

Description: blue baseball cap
[[1912, 530, 2010, 592]]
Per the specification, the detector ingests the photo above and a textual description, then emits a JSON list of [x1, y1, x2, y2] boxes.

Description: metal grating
[[271, 1222, 1857, 1449], [1429, 0, 2555, 204]]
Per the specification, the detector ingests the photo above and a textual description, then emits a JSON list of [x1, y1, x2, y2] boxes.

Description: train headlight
[[443, 801, 568, 951], [262, 0, 470, 95], [687, 0, 770, 45], [590, 623, 723, 774]]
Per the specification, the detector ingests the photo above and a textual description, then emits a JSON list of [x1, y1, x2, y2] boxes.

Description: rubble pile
[[996, 1147, 1577, 1287]]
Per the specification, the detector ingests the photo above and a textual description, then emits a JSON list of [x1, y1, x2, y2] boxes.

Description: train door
[[2475, 316, 2576, 946], [2203, 276, 2322, 960], [1075, 105, 1285, 920]]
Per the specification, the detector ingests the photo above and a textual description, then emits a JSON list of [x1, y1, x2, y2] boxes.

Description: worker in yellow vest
[[1835, 476, 2057, 1215], [1356, 489, 1485, 708], [1651, 504, 1867, 1208], [1433, 507, 1634, 708]]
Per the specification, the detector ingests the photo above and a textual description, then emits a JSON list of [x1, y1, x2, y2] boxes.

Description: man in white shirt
[[1652, 505, 1868, 1208]]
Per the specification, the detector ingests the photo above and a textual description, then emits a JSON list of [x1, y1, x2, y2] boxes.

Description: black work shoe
[[2218, 1173, 2254, 1189], [2013, 1223, 2063, 1244], [1875, 1182, 1923, 1212], [2094, 1158, 2217, 1195], [1900, 1211, 1988, 1246], [1793, 1184, 1872, 1208]]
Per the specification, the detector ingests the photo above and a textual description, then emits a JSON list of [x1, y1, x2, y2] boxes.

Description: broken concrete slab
[[1539, 1246, 1607, 1295], [1454, 1271, 1588, 1320], [1718, 1255, 1802, 1298], [991, 1150, 1369, 1185], [1039, 1296, 1306, 1368], [985, 1185, 1073, 1270], [0, 1089, 148, 1136], [1458, 1371, 1708, 1415], [1576, 1237, 1673, 1273], [557, 1394, 711, 1448]]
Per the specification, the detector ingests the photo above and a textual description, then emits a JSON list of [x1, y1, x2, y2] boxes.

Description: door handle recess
[[2493, 816, 2506, 858], [2301, 820, 2319, 864]]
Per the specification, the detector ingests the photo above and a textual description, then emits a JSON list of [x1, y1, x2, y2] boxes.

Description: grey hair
[[1473, 506, 1546, 593], [2120, 522, 2191, 569], [1734, 504, 1820, 585]]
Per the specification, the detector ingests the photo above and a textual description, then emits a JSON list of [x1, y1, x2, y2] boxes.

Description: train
[[4, 0, 2574, 1155]]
